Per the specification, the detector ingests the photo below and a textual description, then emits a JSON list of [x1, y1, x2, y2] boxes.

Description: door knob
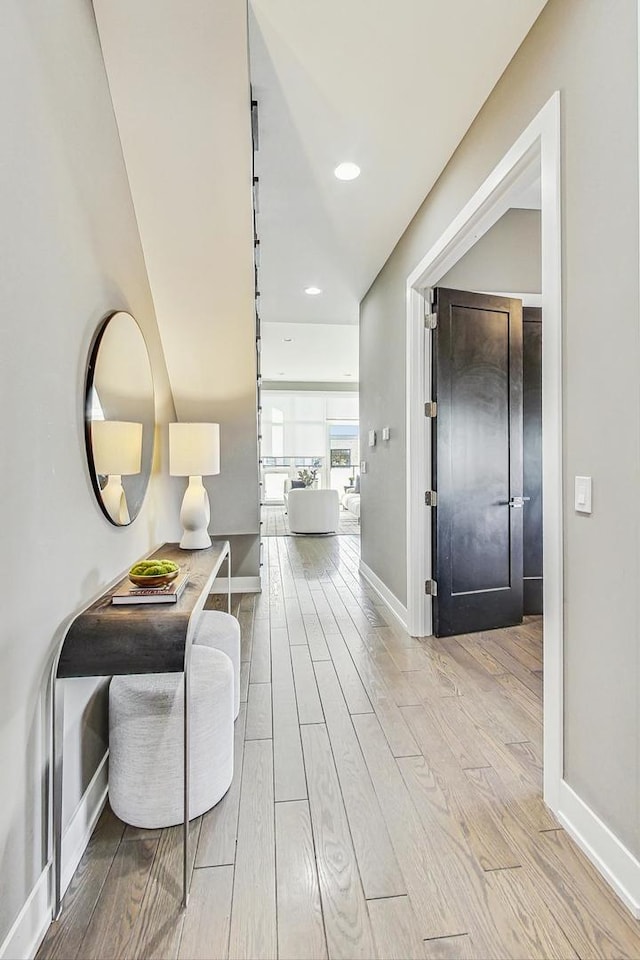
[[508, 496, 530, 508]]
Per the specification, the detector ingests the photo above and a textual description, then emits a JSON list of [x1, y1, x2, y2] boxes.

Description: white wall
[[360, 0, 640, 857], [0, 0, 177, 944], [440, 207, 541, 292]]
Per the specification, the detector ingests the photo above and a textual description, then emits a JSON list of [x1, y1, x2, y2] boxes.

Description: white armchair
[[287, 488, 340, 534], [283, 478, 307, 509]]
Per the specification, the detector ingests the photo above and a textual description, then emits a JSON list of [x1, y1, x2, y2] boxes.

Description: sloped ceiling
[[93, 0, 547, 399], [93, 0, 258, 534], [250, 0, 548, 330]]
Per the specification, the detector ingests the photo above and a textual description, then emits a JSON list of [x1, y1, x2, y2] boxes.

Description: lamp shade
[[170, 422, 220, 477], [92, 420, 142, 475]]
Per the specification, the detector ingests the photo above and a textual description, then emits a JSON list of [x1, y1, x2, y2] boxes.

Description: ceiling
[[249, 0, 548, 331], [93, 0, 256, 419], [92, 0, 548, 403], [261, 322, 359, 383]]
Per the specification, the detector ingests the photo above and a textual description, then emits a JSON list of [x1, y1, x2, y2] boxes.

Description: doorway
[[405, 91, 562, 811], [430, 287, 530, 637], [428, 290, 542, 637]]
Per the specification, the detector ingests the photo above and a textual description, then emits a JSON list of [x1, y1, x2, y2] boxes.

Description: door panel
[[432, 288, 523, 637], [523, 307, 543, 614]]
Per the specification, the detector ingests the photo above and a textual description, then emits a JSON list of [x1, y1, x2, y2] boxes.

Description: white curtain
[[262, 392, 358, 458]]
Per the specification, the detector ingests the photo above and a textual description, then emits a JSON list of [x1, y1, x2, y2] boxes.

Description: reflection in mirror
[[85, 312, 155, 525]]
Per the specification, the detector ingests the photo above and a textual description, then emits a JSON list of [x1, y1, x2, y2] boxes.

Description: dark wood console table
[[51, 540, 231, 918]]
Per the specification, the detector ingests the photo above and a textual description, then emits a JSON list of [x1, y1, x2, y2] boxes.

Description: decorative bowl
[[129, 569, 179, 588], [128, 559, 180, 588]]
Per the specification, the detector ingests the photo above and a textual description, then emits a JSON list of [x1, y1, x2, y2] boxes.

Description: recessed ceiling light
[[277, 371, 285, 376], [344, 373, 352, 377], [334, 162, 360, 181], [283, 337, 293, 342], [304, 286, 322, 296]]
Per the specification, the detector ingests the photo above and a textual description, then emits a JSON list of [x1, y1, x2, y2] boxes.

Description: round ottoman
[[108, 645, 234, 829], [194, 610, 241, 719]]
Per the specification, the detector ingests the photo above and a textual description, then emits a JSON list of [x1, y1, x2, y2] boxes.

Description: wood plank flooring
[[262, 503, 360, 537], [38, 535, 640, 960]]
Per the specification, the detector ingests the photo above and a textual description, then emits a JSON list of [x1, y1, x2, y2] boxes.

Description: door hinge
[[424, 401, 437, 418], [425, 579, 438, 596], [424, 312, 438, 330], [424, 490, 437, 507]]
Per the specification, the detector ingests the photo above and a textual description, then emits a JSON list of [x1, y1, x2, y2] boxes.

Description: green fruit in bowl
[[129, 559, 179, 579]]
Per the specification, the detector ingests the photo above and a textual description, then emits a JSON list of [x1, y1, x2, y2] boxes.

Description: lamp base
[[102, 475, 130, 525], [179, 476, 212, 550], [179, 529, 212, 550]]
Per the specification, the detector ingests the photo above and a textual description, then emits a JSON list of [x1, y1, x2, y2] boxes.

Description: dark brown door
[[432, 288, 524, 637], [523, 307, 543, 614]]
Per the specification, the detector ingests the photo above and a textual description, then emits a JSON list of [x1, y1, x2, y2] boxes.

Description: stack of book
[[111, 574, 189, 605]]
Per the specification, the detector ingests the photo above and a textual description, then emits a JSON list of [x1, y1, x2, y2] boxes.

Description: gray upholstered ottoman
[[108, 645, 234, 829], [194, 610, 241, 719]]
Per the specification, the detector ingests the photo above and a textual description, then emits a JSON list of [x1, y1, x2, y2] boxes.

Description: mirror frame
[[84, 311, 155, 526]]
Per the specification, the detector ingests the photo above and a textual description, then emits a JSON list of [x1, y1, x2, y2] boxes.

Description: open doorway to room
[[405, 93, 562, 813], [429, 203, 542, 636]]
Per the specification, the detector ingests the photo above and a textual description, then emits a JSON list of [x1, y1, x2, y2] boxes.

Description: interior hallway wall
[[0, 0, 177, 943], [440, 206, 541, 292], [93, 0, 260, 571], [359, 0, 640, 855]]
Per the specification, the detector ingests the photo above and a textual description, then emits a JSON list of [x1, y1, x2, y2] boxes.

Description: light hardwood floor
[[262, 503, 360, 537], [38, 535, 640, 960]]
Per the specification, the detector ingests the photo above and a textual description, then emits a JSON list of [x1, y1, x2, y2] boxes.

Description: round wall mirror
[[85, 311, 155, 526]]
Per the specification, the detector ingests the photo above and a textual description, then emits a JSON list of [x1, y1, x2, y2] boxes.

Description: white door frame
[[405, 91, 562, 811]]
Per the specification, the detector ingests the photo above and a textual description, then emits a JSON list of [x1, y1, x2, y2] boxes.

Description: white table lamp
[[92, 420, 143, 525], [170, 422, 220, 549]]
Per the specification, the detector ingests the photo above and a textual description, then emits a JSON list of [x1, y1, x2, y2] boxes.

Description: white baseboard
[[558, 778, 640, 918], [0, 751, 109, 960], [358, 560, 408, 630], [60, 752, 109, 895], [212, 576, 262, 594], [0, 867, 51, 960]]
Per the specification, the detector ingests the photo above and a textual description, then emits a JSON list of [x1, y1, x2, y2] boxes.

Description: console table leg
[[182, 667, 190, 909], [52, 674, 64, 919]]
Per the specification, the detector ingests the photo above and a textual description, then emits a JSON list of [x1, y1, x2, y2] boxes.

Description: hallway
[[39, 535, 640, 960]]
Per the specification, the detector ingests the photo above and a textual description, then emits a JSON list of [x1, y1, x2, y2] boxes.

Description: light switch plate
[[368, 429, 376, 447], [575, 476, 592, 514], [382, 426, 391, 441], [360, 460, 367, 474]]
